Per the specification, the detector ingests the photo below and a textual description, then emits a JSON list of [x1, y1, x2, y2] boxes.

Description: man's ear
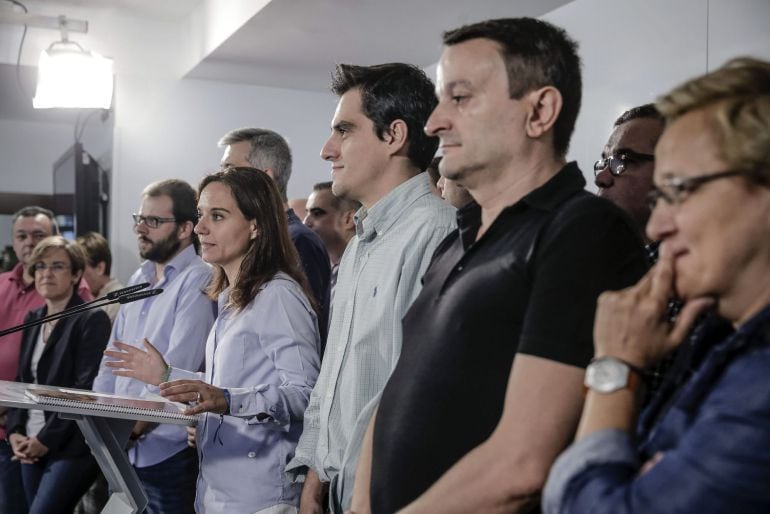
[[523, 86, 563, 141], [342, 209, 356, 231], [95, 261, 107, 277], [384, 119, 409, 156], [262, 168, 276, 180], [178, 220, 195, 242]]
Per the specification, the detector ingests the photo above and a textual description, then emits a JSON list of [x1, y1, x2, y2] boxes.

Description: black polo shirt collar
[[457, 162, 585, 250]]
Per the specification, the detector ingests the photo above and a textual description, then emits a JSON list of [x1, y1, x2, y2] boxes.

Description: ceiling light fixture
[[34, 40, 114, 109], [0, 11, 113, 109]]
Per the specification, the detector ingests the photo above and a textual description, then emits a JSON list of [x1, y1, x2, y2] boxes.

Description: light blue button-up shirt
[[92, 244, 215, 467], [287, 173, 456, 507], [170, 272, 320, 514]]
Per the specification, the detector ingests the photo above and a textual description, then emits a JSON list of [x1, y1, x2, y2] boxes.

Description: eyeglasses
[[594, 150, 655, 177], [646, 169, 756, 210], [132, 214, 177, 229], [33, 262, 70, 273]]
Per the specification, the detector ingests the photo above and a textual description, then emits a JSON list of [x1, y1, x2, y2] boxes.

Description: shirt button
[[456, 265, 463, 272], [247, 451, 256, 458]]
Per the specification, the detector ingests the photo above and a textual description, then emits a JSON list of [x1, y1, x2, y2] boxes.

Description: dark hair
[[27, 235, 86, 287], [312, 181, 362, 213], [143, 179, 200, 253], [198, 167, 315, 312], [11, 206, 59, 235], [614, 103, 663, 127], [75, 231, 112, 275], [218, 128, 293, 201], [331, 63, 439, 171], [443, 17, 582, 157]]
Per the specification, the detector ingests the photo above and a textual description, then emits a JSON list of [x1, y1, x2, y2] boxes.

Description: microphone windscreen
[[118, 288, 163, 304], [106, 282, 151, 300]]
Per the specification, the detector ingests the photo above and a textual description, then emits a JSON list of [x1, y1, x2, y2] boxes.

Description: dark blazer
[[7, 293, 111, 458]]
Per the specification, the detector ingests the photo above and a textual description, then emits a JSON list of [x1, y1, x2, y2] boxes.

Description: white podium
[[0, 380, 197, 514]]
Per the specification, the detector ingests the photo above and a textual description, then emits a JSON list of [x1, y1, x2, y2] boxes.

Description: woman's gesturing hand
[[104, 338, 169, 386]]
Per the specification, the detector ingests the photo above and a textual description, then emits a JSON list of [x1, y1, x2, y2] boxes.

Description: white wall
[[541, 0, 770, 190], [0, 119, 79, 194], [0, 117, 112, 248], [109, 74, 336, 281], [708, 0, 770, 66], [0, 117, 112, 193]]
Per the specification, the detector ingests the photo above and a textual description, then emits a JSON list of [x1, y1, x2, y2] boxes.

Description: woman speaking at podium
[[105, 167, 321, 514], [7, 236, 111, 513]]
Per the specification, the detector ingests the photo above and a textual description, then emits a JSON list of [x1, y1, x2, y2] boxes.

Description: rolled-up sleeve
[[543, 429, 639, 514]]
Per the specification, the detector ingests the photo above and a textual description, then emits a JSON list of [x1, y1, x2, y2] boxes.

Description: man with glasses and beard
[[92, 179, 215, 514]]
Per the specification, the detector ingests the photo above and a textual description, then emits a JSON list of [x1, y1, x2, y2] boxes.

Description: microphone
[[1, 282, 151, 338], [0, 288, 164, 338], [118, 289, 163, 304], [105, 282, 150, 300]]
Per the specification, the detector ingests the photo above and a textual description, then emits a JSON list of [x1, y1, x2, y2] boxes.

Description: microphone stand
[[0, 287, 162, 338]]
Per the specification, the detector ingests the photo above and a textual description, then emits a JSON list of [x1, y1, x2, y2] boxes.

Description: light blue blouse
[[170, 272, 320, 514]]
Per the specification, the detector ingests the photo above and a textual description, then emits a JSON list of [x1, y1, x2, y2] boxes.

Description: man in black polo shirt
[[347, 18, 648, 514]]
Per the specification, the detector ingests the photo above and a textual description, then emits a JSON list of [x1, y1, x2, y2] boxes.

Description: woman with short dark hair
[[7, 236, 111, 514]]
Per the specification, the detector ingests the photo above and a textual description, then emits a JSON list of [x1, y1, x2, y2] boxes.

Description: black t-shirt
[[371, 163, 648, 514]]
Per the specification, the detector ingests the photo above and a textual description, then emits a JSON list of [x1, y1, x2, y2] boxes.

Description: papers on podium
[[26, 386, 197, 426]]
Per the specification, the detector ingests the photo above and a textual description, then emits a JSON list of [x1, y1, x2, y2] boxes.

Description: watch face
[[585, 358, 630, 394]]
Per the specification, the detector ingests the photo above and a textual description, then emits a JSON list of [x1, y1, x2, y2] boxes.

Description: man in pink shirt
[[0, 206, 92, 513]]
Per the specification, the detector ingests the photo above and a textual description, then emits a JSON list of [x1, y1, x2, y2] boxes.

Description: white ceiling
[[186, 0, 573, 91], [0, 0, 573, 123], [33, 0, 200, 21]]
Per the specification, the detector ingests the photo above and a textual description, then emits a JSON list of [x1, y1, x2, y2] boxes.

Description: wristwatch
[[584, 356, 643, 394]]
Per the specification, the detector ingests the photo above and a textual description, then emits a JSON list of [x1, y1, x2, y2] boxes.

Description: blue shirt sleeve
[[225, 279, 321, 428], [544, 344, 770, 514]]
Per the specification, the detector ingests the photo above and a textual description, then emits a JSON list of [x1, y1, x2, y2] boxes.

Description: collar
[[355, 173, 432, 242], [8, 263, 33, 291], [139, 244, 198, 284], [457, 161, 586, 230], [456, 201, 482, 250], [732, 301, 770, 343], [35, 290, 85, 318], [519, 161, 586, 212], [455, 162, 586, 248]]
